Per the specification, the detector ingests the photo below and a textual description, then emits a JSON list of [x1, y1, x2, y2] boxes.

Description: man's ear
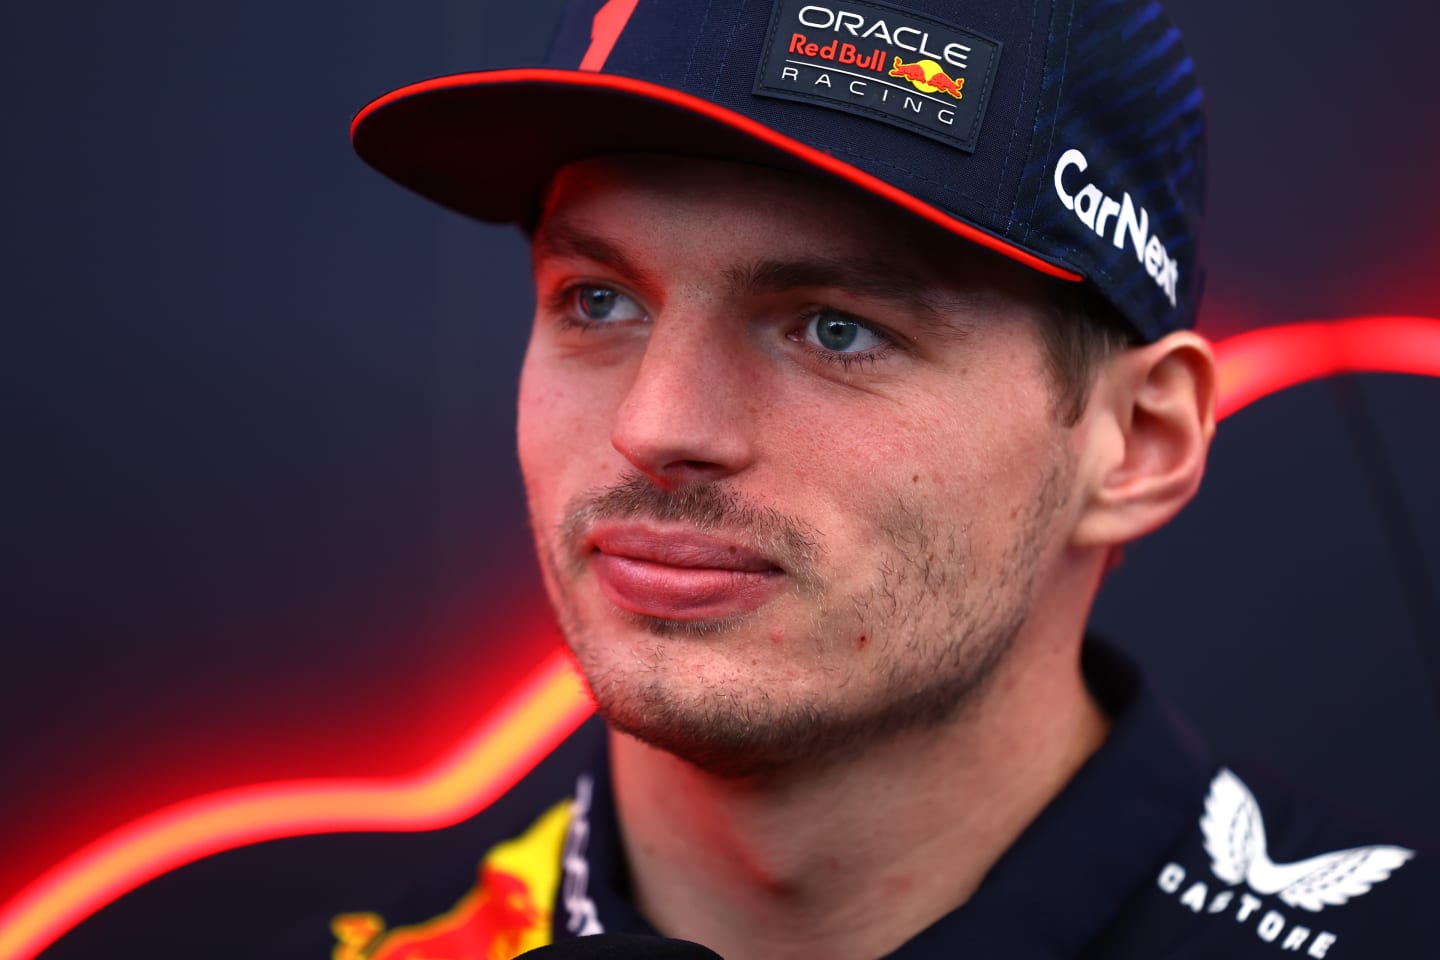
[[1071, 331, 1216, 548]]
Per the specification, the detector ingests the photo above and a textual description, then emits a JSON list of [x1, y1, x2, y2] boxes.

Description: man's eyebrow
[[532, 228, 979, 338], [531, 223, 660, 292], [726, 257, 973, 337]]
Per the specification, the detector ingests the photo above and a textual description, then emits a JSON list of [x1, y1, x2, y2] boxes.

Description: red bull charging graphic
[[888, 56, 965, 100], [330, 800, 570, 960]]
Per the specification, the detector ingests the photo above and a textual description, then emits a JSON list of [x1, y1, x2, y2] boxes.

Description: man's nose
[[610, 316, 758, 490]]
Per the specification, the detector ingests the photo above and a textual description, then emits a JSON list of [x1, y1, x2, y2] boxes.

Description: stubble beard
[[533, 463, 1069, 780]]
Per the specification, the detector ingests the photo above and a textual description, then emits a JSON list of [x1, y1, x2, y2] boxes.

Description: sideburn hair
[[1035, 281, 1141, 427]]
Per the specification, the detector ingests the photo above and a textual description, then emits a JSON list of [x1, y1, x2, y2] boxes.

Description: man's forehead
[[534, 154, 1044, 313]]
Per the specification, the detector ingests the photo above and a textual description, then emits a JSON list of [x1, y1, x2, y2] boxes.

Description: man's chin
[[565, 631, 829, 779], [595, 685, 834, 781]]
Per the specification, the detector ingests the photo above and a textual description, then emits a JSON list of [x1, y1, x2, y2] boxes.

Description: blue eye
[[805, 312, 888, 353], [572, 285, 645, 323]]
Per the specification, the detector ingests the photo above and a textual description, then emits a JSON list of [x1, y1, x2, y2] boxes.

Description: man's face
[[519, 156, 1084, 777]]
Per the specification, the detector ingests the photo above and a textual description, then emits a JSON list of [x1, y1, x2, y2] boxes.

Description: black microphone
[[514, 933, 725, 959]]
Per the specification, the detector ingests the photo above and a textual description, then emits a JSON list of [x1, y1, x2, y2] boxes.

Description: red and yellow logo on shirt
[[331, 800, 571, 960]]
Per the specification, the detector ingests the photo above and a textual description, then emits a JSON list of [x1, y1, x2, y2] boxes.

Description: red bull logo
[[758, 0, 998, 151], [330, 799, 570, 960], [331, 866, 549, 960], [888, 56, 965, 100]]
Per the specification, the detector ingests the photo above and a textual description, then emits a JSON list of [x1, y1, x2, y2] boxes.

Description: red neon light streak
[[1213, 316, 1440, 419], [2, 316, 1439, 960], [0, 650, 594, 960]]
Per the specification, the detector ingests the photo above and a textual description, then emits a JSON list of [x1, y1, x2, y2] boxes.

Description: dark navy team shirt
[[35, 642, 1436, 958]]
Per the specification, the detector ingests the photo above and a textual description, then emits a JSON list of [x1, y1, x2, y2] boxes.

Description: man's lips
[[586, 526, 787, 621]]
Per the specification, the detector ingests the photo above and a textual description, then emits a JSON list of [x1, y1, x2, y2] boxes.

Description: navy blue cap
[[352, 0, 1207, 342]]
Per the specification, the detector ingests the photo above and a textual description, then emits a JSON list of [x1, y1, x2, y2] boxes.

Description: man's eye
[[571, 285, 646, 323], [804, 312, 888, 353]]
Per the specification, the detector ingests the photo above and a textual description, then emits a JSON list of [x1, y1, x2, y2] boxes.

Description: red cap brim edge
[[351, 68, 1084, 284]]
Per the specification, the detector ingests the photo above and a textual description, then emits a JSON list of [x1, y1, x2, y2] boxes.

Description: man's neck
[[608, 636, 1110, 960]]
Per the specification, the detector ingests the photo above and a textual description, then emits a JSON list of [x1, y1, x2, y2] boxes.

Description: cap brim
[[351, 68, 1081, 282]]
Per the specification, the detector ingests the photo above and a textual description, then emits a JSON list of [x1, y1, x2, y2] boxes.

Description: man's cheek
[[520, 375, 597, 470], [800, 417, 959, 493]]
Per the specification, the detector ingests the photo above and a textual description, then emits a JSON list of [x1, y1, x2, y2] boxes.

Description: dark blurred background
[[3, 0, 1437, 921]]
